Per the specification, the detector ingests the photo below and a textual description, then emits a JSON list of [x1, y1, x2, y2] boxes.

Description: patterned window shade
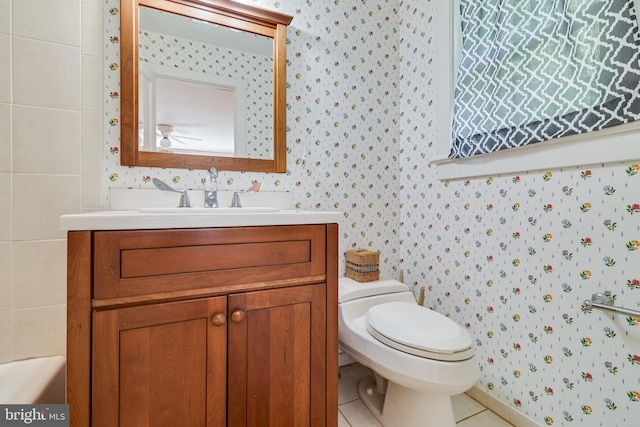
[[450, 0, 640, 159]]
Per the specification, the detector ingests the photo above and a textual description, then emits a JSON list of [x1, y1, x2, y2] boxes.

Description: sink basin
[[139, 207, 279, 214]]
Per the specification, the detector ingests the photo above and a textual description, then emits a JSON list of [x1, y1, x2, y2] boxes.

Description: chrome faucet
[[231, 181, 262, 207], [204, 167, 219, 208], [151, 178, 191, 208]]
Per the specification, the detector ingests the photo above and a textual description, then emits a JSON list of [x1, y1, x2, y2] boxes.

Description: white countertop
[[60, 209, 343, 231]]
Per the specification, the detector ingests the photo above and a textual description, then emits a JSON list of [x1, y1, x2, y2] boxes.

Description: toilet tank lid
[[339, 276, 410, 303]]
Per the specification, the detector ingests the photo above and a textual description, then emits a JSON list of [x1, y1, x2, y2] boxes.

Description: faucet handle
[[231, 191, 242, 208], [152, 178, 191, 208], [230, 181, 261, 208], [178, 189, 191, 208]]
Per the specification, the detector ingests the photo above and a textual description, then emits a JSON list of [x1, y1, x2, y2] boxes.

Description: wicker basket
[[345, 249, 380, 282]]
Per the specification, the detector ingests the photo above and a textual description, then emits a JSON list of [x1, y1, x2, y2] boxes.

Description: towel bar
[[584, 293, 640, 317]]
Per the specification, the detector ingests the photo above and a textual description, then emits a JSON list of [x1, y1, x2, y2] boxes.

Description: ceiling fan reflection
[[157, 123, 202, 149]]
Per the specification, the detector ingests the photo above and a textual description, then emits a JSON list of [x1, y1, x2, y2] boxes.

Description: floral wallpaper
[[103, 0, 640, 425], [415, 164, 640, 426]]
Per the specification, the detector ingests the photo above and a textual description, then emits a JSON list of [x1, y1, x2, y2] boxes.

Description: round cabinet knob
[[231, 310, 245, 323], [211, 313, 226, 327]]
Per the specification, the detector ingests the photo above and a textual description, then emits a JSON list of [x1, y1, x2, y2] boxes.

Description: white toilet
[[338, 276, 479, 427]]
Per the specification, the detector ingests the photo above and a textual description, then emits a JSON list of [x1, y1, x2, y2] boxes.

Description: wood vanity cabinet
[[66, 224, 338, 427]]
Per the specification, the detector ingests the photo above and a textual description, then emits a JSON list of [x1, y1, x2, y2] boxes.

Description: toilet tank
[[339, 276, 412, 303]]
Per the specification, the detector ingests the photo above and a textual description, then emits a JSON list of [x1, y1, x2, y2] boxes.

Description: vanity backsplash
[[109, 188, 294, 211]]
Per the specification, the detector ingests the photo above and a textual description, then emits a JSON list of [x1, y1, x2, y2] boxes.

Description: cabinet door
[[92, 297, 227, 427], [227, 284, 327, 427]]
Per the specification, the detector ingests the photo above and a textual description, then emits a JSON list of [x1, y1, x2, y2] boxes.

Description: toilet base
[[358, 376, 456, 427]]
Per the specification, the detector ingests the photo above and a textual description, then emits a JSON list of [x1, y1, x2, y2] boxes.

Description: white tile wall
[[0, 242, 11, 313], [12, 106, 81, 174], [0, 173, 10, 241], [81, 0, 104, 212], [81, 55, 103, 108], [12, 0, 80, 46], [81, 0, 103, 7], [0, 0, 10, 35], [81, 106, 104, 210], [0, 34, 9, 104], [0, 104, 10, 172], [81, 2, 103, 56], [3, 0, 103, 362], [12, 174, 81, 241], [12, 240, 67, 309], [0, 311, 12, 363], [12, 305, 66, 360], [12, 38, 81, 110]]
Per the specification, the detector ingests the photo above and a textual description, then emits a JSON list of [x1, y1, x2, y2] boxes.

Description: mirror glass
[[120, 0, 292, 172], [138, 6, 273, 159]]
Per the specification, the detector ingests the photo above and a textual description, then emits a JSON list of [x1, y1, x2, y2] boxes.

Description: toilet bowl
[[338, 277, 479, 427]]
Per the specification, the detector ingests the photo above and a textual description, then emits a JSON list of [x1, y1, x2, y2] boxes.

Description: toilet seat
[[365, 301, 474, 362]]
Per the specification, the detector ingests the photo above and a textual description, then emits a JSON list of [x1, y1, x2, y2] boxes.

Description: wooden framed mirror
[[120, 0, 292, 172]]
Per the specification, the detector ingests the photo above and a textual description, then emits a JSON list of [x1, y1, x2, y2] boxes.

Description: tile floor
[[338, 362, 514, 427]]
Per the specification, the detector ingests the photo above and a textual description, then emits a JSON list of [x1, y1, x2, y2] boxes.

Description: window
[[433, 0, 640, 179]]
